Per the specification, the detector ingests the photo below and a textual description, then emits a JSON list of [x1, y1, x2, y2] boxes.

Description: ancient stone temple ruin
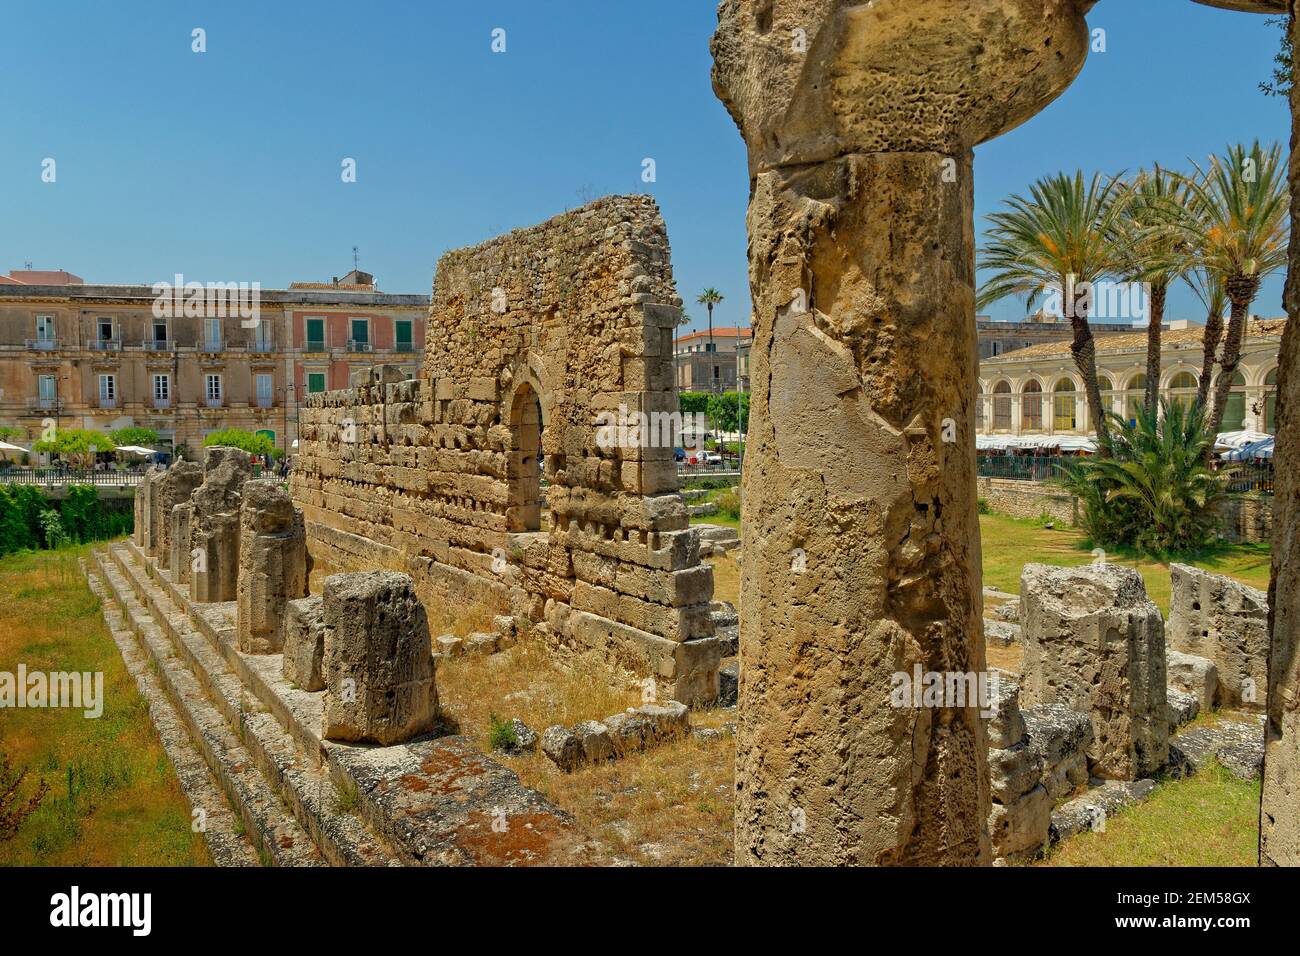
[[90, 443, 580, 865], [289, 195, 723, 705]]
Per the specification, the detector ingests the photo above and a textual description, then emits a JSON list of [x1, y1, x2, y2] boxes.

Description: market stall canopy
[[1225, 437, 1274, 460], [1215, 430, 1271, 452], [977, 434, 1096, 452], [115, 445, 158, 456], [0, 441, 30, 453]]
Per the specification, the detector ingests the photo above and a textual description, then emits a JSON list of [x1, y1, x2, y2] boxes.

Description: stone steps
[[82, 561, 261, 867], [93, 545, 400, 866], [97, 541, 583, 866]]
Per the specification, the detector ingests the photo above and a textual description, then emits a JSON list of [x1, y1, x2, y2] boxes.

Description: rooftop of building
[[982, 318, 1287, 363], [0, 268, 427, 307], [676, 326, 753, 342]]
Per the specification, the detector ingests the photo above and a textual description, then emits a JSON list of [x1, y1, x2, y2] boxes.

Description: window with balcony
[[256, 373, 273, 407], [37, 374, 57, 409], [395, 320, 413, 352], [33, 315, 56, 350], [349, 318, 371, 352], [153, 374, 171, 408], [99, 374, 117, 408], [94, 318, 119, 351], [204, 318, 223, 351], [252, 320, 273, 352], [305, 317, 325, 351], [150, 321, 169, 350], [205, 373, 223, 407]]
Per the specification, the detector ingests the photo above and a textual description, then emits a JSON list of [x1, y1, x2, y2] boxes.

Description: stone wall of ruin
[[290, 195, 723, 705]]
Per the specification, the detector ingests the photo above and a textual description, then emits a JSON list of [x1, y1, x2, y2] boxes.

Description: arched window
[[507, 383, 545, 532], [1126, 373, 1147, 424], [1167, 371, 1197, 412], [1217, 370, 1248, 432], [1054, 379, 1077, 431], [1266, 368, 1279, 433], [1098, 376, 1114, 413], [992, 381, 1012, 430], [1022, 380, 1043, 431]]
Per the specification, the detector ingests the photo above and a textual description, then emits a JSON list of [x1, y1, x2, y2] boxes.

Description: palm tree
[[1114, 165, 1192, 413], [1060, 399, 1228, 554], [978, 171, 1131, 449], [1175, 141, 1289, 437], [1185, 268, 1229, 411], [697, 288, 724, 390]]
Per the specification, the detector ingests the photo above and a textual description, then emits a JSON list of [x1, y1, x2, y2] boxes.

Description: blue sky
[[0, 0, 1290, 333]]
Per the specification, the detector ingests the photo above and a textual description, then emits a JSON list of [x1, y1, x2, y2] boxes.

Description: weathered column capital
[[711, 0, 1097, 174]]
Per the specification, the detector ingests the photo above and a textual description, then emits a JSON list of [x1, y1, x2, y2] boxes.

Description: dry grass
[[0, 545, 210, 866], [707, 552, 740, 608], [436, 632, 735, 866], [986, 642, 1023, 673]]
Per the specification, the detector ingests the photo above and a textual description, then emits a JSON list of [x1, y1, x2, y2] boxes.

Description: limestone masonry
[[289, 195, 723, 705]]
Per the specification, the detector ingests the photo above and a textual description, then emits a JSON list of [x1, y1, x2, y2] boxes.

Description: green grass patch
[[978, 513, 1270, 615], [1039, 761, 1260, 867], [0, 544, 210, 866]]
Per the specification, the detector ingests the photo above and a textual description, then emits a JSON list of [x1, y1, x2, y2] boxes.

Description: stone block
[[282, 595, 325, 692], [236, 480, 308, 654], [1168, 563, 1268, 708], [1020, 563, 1167, 779], [1166, 649, 1219, 711], [321, 571, 437, 746]]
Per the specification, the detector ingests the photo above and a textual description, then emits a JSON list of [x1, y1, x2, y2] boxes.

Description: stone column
[[1020, 563, 1168, 780], [235, 479, 308, 654], [321, 571, 437, 746], [189, 446, 252, 603], [711, 0, 1095, 865], [1260, 0, 1300, 870], [170, 503, 194, 583], [152, 461, 203, 564]]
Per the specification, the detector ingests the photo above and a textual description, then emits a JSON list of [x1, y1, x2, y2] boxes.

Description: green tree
[[696, 288, 725, 376], [1174, 142, 1289, 437], [978, 171, 1131, 449], [678, 392, 710, 417], [109, 426, 160, 447], [1260, 16, 1293, 98], [32, 428, 115, 468], [1114, 165, 1192, 412], [1185, 268, 1229, 410], [202, 428, 279, 459], [707, 392, 749, 435], [1059, 400, 1228, 555]]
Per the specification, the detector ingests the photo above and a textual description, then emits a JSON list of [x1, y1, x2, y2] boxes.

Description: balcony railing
[[0, 469, 147, 486], [152, 397, 172, 409], [90, 338, 122, 352], [199, 339, 224, 352], [143, 339, 172, 351], [205, 397, 224, 408], [98, 396, 118, 409], [394, 342, 415, 353], [348, 340, 372, 352], [249, 340, 275, 353], [255, 396, 273, 408], [26, 338, 59, 351], [25, 397, 59, 410], [305, 339, 326, 352]]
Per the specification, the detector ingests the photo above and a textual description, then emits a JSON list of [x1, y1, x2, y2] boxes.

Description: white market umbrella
[[0, 441, 30, 454], [115, 445, 158, 456]]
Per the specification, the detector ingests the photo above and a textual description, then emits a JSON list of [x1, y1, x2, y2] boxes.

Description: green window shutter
[[308, 373, 326, 394], [396, 320, 413, 351], [306, 318, 325, 350]]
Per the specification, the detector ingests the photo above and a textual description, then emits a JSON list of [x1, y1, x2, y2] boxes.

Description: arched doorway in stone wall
[[507, 381, 545, 533]]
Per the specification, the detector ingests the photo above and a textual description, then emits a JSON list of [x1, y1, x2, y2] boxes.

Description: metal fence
[[976, 455, 1068, 482], [1223, 461, 1274, 495], [0, 469, 146, 486]]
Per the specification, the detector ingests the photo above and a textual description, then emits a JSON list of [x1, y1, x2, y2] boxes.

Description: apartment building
[[674, 326, 753, 391], [0, 269, 428, 457]]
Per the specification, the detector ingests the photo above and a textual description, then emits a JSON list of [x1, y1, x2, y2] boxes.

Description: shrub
[[714, 489, 742, 521], [488, 714, 518, 752], [202, 429, 282, 460], [1058, 400, 1227, 555]]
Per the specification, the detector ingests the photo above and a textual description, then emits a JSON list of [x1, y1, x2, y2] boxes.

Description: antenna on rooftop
[[352, 246, 360, 271], [23, 261, 32, 270]]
